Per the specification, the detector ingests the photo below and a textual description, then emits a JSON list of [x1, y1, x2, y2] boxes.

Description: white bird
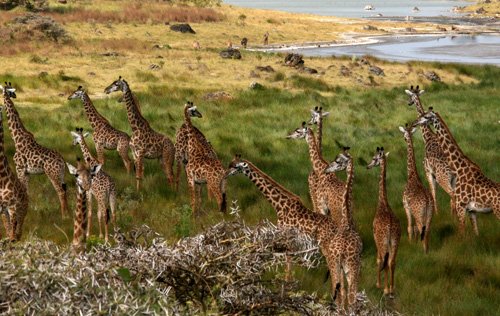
[[364, 4, 374, 11]]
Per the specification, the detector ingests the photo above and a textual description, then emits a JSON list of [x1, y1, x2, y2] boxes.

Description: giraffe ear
[[404, 89, 413, 96], [70, 131, 79, 138], [83, 132, 90, 138], [398, 126, 405, 133], [385, 152, 390, 157], [411, 127, 417, 134], [418, 89, 425, 95], [90, 164, 102, 176], [67, 163, 78, 175], [322, 111, 330, 117]]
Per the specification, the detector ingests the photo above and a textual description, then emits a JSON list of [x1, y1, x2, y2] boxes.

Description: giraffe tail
[[324, 270, 330, 283], [380, 252, 389, 271], [106, 208, 110, 225], [219, 176, 227, 212], [333, 282, 341, 301], [62, 183, 67, 192], [421, 226, 426, 241]]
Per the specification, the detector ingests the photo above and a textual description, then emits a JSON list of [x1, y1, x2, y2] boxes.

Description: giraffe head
[[412, 107, 438, 128], [286, 121, 308, 139], [308, 106, 330, 125], [104, 76, 128, 94], [68, 86, 86, 101], [226, 154, 249, 177], [367, 147, 389, 169], [325, 147, 351, 173], [67, 157, 101, 192], [398, 123, 417, 140], [405, 85, 425, 107], [185, 101, 202, 118], [0, 82, 17, 98], [70, 127, 90, 146]]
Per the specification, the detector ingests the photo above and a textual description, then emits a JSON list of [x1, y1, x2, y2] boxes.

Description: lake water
[[224, 0, 470, 18], [274, 34, 500, 65]]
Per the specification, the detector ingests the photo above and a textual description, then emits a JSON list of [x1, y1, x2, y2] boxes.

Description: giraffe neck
[[81, 92, 108, 130], [413, 96, 436, 145], [317, 115, 323, 156], [123, 85, 149, 133], [433, 112, 474, 171], [241, 160, 319, 235], [378, 158, 389, 207], [3, 93, 33, 145], [72, 185, 88, 251], [404, 134, 418, 179], [341, 158, 354, 229], [305, 129, 328, 174], [77, 137, 99, 167]]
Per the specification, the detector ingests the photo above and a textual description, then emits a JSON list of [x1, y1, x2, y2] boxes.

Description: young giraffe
[[367, 147, 401, 295], [0, 92, 28, 241], [399, 124, 433, 253], [405, 85, 455, 214], [174, 102, 217, 191], [184, 103, 227, 215], [67, 158, 101, 253], [71, 128, 117, 242], [307, 106, 330, 213], [68, 86, 133, 173], [287, 122, 346, 225], [2, 82, 68, 217], [226, 154, 362, 309], [413, 109, 499, 235], [104, 77, 175, 191]]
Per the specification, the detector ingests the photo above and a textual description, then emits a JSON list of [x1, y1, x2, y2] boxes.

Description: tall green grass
[[2, 63, 499, 315]]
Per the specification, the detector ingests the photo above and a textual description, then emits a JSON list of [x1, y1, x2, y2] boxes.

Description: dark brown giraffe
[[0, 87, 28, 241], [226, 154, 362, 309], [367, 147, 401, 295], [405, 85, 455, 214], [2, 82, 68, 217], [104, 77, 175, 191], [413, 109, 499, 235], [68, 86, 133, 173]]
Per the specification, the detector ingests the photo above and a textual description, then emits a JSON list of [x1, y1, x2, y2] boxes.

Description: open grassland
[[0, 1, 499, 315]]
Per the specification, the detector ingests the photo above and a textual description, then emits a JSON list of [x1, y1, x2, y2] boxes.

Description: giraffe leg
[[47, 171, 69, 218], [187, 171, 197, 216], [161, 143, 175, 187], [109, 188, 117, 227], [285, 255, 292, 281], [175, 160, 182, 192], [457, 203, 468, 235], [14, 153, 29, 190], [423, 205, 432, 254], [330, 262, 343, 307], [86, 191, 93, 238], [135, 153, 145, 191], [346, 260, 360, 309], [116, 138, 132, 174], [14, 204, 27, 241], [96, 143, 106, 166], [97, 195, 107, 241], [469, 212, 479, 236], [0, 208, 9, 239], [376, 253, 382, 289], [8, 208, 17, 242], [403, 199, 413, 242], [425, 166, 438, 214]]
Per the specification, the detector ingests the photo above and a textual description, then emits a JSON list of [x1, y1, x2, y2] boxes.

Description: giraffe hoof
[[383, 288, 391, 295]]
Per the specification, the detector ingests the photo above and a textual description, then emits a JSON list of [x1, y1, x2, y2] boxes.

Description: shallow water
[[224, 0, 469, 18], [274, 34, 500, 65]]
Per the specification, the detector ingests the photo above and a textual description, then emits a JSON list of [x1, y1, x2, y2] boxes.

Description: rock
[[219, 48, 242, 59], [203, 91, 233, 101], [255, 65, 275, 73], [284, 53, 304, 67], [249, 71, 261, 78], [423, 71, 441, 82], [88, 72, 96, 76], [369, 65, 385, 76], [363, 25, 378, 31], [170, 23, 196, 34], [38, 71, 48, 78], [475, 7, 486, 14], [405, 27, 417, 33], [299, 66, 318, 74], [249, 82, 264, 90], [340, 65, 351, 77]]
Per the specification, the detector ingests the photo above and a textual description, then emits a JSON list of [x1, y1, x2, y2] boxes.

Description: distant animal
[[193, 41, 201, 50], [412, 6, 420, 12], [241, 37, 248, 48], [263, 32, 269, 46]]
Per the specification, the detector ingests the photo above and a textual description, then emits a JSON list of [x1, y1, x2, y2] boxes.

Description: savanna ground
[[0, 0, 499, 314]]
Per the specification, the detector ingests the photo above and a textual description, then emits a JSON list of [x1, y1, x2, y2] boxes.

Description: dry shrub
[[47, 4, 224, 24], [2, 13, 71, 43]]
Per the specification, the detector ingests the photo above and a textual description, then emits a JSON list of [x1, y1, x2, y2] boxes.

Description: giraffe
[[68, 86, 133, 173], [286, 122, 346, 225], [104, 76, 175, 191], [225, 154, 362, 309], [399, 124, 433, 253], [307, 106, 330, 213], [367, 147, 401, 295], [67, 158, 101, 253], [71, 128, 117, 242], [174, 102, 217, 191], [405, 85, 455, 214], [0, 90, 28, 242], [183, 103, 226, 215], [413, 109, 499, 235], [1, 82, 68, 217]]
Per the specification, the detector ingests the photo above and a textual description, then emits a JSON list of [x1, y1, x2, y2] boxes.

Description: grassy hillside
[[0, 1, 498, 315]]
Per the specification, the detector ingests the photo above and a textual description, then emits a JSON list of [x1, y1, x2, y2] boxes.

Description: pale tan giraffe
[[367, 147, 401, 295], [2, 82, 68, 217], [0, 90, 28, 242], [104, 77, 175, 191], [174, 102, 217, 191], [287, 122, 346, 225], [226, 154, 362, 309], [399, 124, 433, 253], [183, 103, 226, 215], [413, 109, 499, 235], [68, 86, 133, 173], [405, 85, 455, 214], [67, 158, 101, 253], [71, 128, 117, 242]]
